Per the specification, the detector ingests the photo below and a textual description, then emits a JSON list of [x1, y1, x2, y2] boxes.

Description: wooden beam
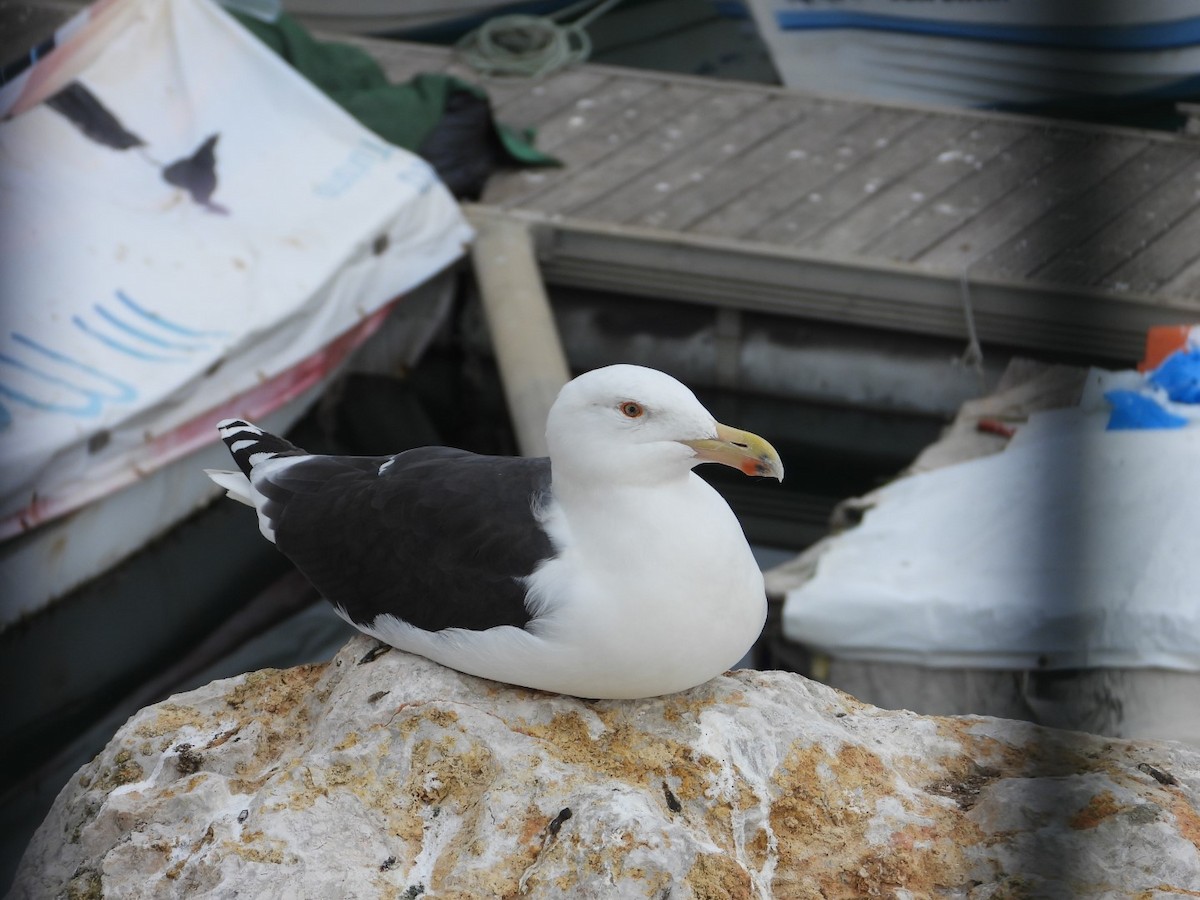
[[466, 206, 571, 457]]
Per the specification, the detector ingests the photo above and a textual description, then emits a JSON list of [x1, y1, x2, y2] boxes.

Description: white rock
[[12, 635, 1200, 898]]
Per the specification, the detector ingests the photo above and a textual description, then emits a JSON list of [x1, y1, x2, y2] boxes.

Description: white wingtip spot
[[217, 419, 264, 437]]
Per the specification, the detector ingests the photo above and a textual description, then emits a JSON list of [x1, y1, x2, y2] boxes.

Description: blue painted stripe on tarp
[[773, 11, 1200, 51], [94, 304, 208, 352], [115, 290, 230, 338], [72, 315, 186, 363], [1, 332, 138, 415], [0, 353, 107, 416], [11, 332, 138, 402]]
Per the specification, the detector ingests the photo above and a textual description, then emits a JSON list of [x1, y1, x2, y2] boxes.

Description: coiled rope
[[456, 0, 624, 78]]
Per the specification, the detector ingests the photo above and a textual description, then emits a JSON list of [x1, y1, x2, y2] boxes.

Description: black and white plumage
[[206, 364, 783, 699]]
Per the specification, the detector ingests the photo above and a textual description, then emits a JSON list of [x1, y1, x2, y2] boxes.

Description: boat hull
[[746, 0, 1200, 107]]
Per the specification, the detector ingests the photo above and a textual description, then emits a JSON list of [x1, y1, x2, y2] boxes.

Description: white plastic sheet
[[0, 0, 473, 536], [783, 409, 1200, 671]]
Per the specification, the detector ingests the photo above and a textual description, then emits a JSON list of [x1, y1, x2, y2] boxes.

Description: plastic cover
[[0, 0, 473, 537], [783, 386, 1200, 672]]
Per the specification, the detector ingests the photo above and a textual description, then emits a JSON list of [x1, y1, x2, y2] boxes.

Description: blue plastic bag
[[1104, 390, 1188, 431], [1148, 347, 1200, 403]]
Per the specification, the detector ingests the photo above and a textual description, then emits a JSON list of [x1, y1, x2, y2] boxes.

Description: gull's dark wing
[[256, 447, 555, 632]]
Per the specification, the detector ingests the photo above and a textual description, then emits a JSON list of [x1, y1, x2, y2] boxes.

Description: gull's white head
[[545, 364, 783, 487]]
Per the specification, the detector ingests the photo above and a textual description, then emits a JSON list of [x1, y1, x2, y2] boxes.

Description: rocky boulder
[[12, 635, 1200, 898]]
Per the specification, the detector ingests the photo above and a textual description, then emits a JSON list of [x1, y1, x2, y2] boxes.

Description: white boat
[[0, 0, 473, 627], [744, 0, 1200, 108]]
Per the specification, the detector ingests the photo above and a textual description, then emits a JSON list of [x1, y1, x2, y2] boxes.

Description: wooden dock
[[354, 37, 1200, 362]]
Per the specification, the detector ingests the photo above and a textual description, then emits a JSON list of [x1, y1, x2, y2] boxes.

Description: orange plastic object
[[1139, 325, 1196, 372]]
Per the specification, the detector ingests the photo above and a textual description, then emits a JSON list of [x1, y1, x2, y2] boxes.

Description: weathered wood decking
[[355, 37, 1200, 362]]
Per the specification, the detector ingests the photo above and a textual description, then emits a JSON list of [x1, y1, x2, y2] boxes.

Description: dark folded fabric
[[235, 12, 558, 198]]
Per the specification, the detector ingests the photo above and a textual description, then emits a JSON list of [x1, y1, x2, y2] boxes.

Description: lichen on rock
[[11, 635, 1200, 898]]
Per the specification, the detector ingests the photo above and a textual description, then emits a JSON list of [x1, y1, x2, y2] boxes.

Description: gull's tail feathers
[[207, 419, 309, 543]]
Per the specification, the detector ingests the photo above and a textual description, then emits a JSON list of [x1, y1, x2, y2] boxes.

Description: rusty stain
[[1069, 791, 1121, 830]]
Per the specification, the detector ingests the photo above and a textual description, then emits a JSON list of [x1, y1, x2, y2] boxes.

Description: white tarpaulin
[[0, 0, 472, 537], [782, 407, 1200, 672]]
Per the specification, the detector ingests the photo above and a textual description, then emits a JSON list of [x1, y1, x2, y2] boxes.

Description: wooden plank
[[688, 107, 925, 239], [571, 93, 811, 226], [482, 77, 666, 205], [516, 76, 662, 154], [519, 84, 762, 215], [487, 67, 614, 128], [864, 129, 1092, 263], [523, 213, 1180, 359], [965, 143, 1199, 282], [467, 209, 570, 457], [629, 99, 873, 233], [484, 79, 703, 207], [914, 135, 1148, 272], [1033, 157, 1200, 292], [481, 75, 665, 203], [482, 167, 563, 207], [344, 38, 1200, 314], [1156, 253, 1200, 302], [1099, 202, 1200, 295], [749, 114, 975, 247], [799, 120, 1027, 257]]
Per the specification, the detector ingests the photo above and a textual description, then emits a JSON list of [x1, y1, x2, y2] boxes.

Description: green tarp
[[236, 13, 557, 183]]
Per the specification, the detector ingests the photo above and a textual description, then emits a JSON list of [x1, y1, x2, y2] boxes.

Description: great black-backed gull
[[206, 364, 782, 698]]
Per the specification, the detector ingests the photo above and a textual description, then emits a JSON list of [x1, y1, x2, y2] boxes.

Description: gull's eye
[[619, 401, 645, 418]]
